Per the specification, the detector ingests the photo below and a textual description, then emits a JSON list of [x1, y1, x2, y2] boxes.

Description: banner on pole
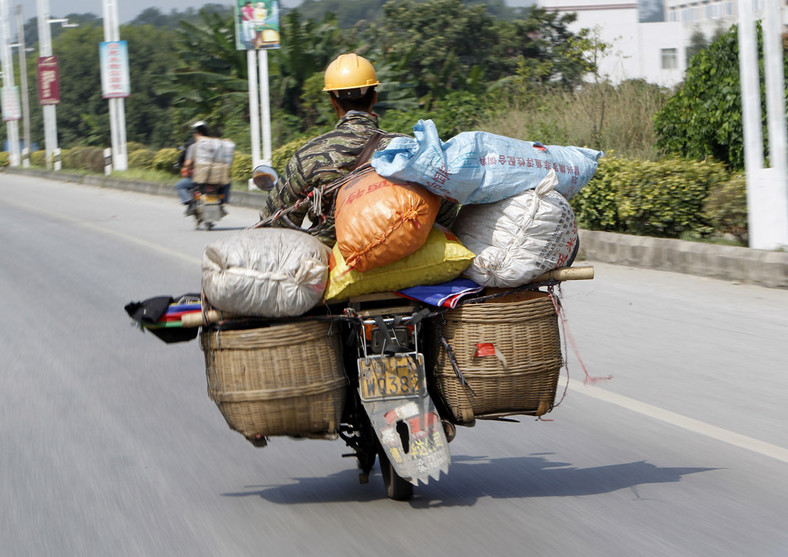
[[1, 86, 21, 121], [235, 0, 280, 50], [37, 56, 61, 105], [99, 41, 131, 99]]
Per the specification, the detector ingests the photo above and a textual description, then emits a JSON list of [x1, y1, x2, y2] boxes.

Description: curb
[[4, 166, 787, 289], [578, 230, 787, 289]]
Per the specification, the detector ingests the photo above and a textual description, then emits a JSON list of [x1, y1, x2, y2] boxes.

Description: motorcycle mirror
[[252, 165, 278, 191]]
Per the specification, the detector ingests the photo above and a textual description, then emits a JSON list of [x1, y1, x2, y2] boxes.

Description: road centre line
[[6, 197, 202, 266], [569, 378, 788, 464]]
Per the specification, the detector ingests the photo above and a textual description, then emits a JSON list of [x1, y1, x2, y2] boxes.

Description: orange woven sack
[[334, 168, 440, 273]]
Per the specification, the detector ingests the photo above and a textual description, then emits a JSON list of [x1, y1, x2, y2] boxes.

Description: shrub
[[152, 148, 179, 174], [231, 152, 253, 183], [128, 149, 156, 170], [61, 148, 80, 170], [704, 173, 748, 244], [272, 138, 305, 178], [0, 152, 8, 166], [617, 157, 728, 237], [572, 155, 730, 238], [570, 156, 627, 232], [60, 147, 105, 172], [30, 150, 47, 167], [126, 141, 146, 153]]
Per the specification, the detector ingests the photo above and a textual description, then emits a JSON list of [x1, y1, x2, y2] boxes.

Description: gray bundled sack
[[202, 228, 331, 317], [455, 170, 578, 287]]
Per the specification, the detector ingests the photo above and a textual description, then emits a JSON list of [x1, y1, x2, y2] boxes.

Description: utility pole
[[737, 0, 788, 250], [36, 0, 59, 170], [16, 3, 31, 168], [0, 0, 21, 166], [101, 0, 128, 171]]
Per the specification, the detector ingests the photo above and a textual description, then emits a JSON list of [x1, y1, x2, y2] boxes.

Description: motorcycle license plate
[[202, 194, 219, 203], [358, 354, 423, 401]]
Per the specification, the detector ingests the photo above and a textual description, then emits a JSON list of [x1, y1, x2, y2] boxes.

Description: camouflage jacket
[[259, 110, 459, 246]]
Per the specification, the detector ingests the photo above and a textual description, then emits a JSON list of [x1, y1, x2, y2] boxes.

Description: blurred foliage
[[231, 152, 254, 182], [30, 150, 47, 167], [152, 148, 181, 174], [271, 138, 307, 178], [60, 146, 106, 172], [128, 149, 157, 169], [703, 173, 749, 244]]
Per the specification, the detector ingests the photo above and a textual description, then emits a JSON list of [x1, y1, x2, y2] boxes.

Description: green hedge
[[5, 141, 749, 243], [272, 138, 305, 178], [571, 155, 739, 240], [60, 147, 105, 173], [231, 153, 253, 183], [703, 173, 748, 244], [30, 150, 47, 167], [128, 149, 156, 170], [152, 148, 179, 174]]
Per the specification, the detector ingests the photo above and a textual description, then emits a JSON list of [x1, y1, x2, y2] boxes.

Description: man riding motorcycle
[[175, 121, 231, 216], [258, 53, 458, 243]]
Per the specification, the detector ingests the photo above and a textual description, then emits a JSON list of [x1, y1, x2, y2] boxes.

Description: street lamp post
[[35, 0, 70, 171], [101, 0, 128, 172], [15, 4, 32, 168], [0, 0, 21, 166]]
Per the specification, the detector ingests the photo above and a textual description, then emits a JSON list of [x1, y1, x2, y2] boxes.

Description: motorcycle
[[189, 183, 227, 231], [183, 165, 592, 500], [193, 264, 592, 501]]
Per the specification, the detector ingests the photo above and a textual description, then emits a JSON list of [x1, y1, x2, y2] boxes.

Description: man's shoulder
[[294, 126, 370, 157], [379, 131, 411, 148]]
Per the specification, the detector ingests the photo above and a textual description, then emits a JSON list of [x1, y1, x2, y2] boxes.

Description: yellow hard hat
[[323, 53, 380, 94]]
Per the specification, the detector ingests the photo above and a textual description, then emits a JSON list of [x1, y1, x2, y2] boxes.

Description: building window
[[662, 48, 678, 70]]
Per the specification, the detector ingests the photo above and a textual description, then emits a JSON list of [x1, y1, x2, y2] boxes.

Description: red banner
[[37, 56, 60, 105]]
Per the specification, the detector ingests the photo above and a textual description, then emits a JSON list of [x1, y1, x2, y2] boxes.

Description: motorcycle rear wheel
[[378, 446, 413, 501]]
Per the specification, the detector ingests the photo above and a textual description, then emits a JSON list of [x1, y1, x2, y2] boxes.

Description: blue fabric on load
[[396, 278, 483, 308], [370, 119, 603, 204]]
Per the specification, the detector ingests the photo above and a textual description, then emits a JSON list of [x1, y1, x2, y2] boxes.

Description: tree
[[153, 9, 249, 141], [653, 23, 787, 170], [24, 23, 182, 150], [686, 28, 708, 65], [367, 1, 590, 109]]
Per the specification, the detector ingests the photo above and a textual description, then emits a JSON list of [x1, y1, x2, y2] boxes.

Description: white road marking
[[5, 197, 202, 265], [569, 378, 788, 464]]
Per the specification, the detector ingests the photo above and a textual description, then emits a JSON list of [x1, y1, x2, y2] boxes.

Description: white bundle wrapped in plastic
[[202, 228, 331, 317], [192, 138, 235, 185], [454, 170, 578, 288]]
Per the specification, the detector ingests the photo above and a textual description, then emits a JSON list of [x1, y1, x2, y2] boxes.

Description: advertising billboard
[[235, 0, 280, 50], [99, 41, 131, 99], [1, 86, 21, 121], [37, 56, 61, 105]]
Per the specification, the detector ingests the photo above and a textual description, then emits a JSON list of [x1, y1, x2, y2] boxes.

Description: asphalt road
[[2, 173, 787, 557]]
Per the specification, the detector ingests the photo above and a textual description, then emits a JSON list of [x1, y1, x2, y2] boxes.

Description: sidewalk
[[5, 166, 787, 289]]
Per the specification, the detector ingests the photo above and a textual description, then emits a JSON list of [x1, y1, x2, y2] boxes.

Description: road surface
[[1, 173, 787, 556]]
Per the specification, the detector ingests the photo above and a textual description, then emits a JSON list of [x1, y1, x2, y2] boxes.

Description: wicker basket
[[431, 290, 562, 425], [201, 321, 347, 441]]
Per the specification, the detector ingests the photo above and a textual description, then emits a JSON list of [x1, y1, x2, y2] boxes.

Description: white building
[[537, 0, 786, 87]]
